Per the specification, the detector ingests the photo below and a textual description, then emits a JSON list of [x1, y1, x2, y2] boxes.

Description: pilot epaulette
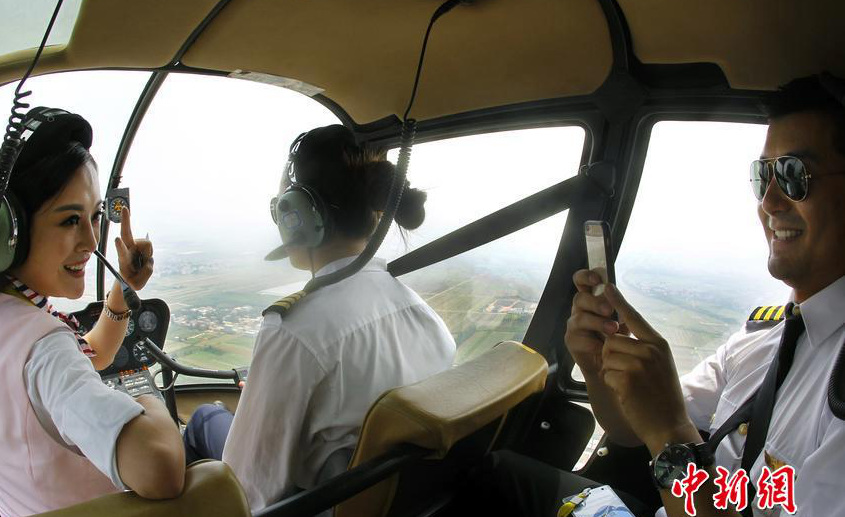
[[748, 305, 786, 322], [262, 290, 308, 317]]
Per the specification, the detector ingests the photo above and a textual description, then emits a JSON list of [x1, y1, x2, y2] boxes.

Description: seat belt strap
[[705, 304, 803, 517]]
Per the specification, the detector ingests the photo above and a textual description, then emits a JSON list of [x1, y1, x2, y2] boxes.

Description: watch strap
[[103, 293, 132, 322]]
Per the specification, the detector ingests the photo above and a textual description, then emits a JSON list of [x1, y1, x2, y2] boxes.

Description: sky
[[617, 121, 790, 302], [620, 122, 771, 269]]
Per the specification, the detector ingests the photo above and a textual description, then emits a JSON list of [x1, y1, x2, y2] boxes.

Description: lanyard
[[2, 275, 96, 357]]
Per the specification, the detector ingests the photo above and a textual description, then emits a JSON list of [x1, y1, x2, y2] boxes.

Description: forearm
[[583, 370, 642, 447], [116, 395, 185, 499], [85, 281, 129, 370]]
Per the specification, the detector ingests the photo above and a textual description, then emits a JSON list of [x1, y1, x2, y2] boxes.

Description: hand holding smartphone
[[584, 220, 615, 296]]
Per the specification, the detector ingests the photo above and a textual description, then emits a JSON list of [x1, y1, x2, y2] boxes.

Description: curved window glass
[[385, 127, 586, 362], [120, 73, 339, 377], [617, 121, 789, 375], [383, 127, 584, 259], [573, 120, 790, 468]]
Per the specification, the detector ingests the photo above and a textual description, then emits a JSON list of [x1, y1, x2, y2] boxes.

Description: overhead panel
[[3, 0, 843, 123], [618, 0, 845, 89], [180, 0, 613, 123]]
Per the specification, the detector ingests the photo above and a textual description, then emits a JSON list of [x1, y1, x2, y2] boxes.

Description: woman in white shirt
[[183, 125, 456, 510], [0, 107, 184, 517]]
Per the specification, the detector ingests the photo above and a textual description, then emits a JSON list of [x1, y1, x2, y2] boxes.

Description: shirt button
[[738, 423, 749, 436]]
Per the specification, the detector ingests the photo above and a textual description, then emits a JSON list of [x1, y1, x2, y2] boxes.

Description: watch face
[[653, 444, 697, 489]]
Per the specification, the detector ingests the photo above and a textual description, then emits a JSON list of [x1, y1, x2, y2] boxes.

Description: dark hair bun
[[363, 160, 427, 230], [395, 187, 426, 230], [292, 124, 429, 239]]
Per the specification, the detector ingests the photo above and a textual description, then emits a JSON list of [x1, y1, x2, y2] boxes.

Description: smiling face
[[10, 163, 103, 299], [758, 110, 845, 301]]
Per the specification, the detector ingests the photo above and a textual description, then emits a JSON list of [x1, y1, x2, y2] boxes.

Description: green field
[[617, 269, 747, 375], [150, 258, 545, 377], [166, 324, 254, 369], [147, 252, 752, 380]]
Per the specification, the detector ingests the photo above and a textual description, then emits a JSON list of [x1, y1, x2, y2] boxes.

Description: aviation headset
[[0, 107, 94, 272], [267, 125, 358, 260]]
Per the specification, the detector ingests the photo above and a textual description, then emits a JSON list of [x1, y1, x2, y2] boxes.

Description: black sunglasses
[[750, 156, 813, 202]]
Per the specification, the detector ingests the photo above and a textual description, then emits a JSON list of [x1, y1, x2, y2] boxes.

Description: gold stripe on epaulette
[[752, 306, 769, 320], [273, 291, 306, 308], [262, 290, 308, 316], [749, 305, 785, 322]]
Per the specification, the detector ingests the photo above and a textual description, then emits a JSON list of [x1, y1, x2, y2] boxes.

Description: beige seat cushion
[[336, 340, 548, 517], [37, 460, 249, 517]]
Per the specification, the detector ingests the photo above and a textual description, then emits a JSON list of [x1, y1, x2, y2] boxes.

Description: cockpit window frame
[[556, 104, 770, 399]]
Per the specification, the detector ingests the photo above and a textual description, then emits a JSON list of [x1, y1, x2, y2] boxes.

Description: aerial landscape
[[140, 248, 549, 371], [127, 241, 782, 380]]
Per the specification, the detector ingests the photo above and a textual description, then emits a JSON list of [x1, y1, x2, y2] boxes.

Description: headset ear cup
[[0, 197, 15, 272], [10, 194, 29, 269], [302, 185, 331, 244], [0, 193, 26, 272], [275, 187, 327, 248]]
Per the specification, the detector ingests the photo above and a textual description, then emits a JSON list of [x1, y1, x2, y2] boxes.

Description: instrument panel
[[72, 298, 170, 399], [73, 298, 169, 374]]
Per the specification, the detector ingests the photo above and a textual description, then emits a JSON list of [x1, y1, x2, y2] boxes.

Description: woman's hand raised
[[114, 208, 154, 291]]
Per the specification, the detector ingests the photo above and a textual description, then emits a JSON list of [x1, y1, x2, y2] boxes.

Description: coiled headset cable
[[302, 0, 463, 294], [0, 0, 65, 197]]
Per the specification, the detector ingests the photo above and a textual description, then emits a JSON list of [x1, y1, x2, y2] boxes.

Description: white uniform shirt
[[681, 274, 845, 516], [24, 331, 145, 489], [223, 256, 456, 511]]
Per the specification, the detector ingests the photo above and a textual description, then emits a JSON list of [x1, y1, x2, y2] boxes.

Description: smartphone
[[584, 220, 615, 296]]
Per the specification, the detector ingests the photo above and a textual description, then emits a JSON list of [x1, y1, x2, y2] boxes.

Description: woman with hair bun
[[183, 125, 455, 511]]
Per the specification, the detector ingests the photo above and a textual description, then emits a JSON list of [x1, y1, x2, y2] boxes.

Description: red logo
[[756, 465, 797, 514], [671, 463, 710, 516], [669, 464, 797, 515], [713, 466, 749, 511]]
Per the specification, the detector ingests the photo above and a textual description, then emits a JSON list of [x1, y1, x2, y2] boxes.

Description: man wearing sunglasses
[[470, 74, 845, 517], [569, 74, 845, 517]]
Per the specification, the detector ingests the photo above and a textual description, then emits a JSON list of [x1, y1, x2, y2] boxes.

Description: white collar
[[795, 275, 845, 348], [313, 255, 387, 279]]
